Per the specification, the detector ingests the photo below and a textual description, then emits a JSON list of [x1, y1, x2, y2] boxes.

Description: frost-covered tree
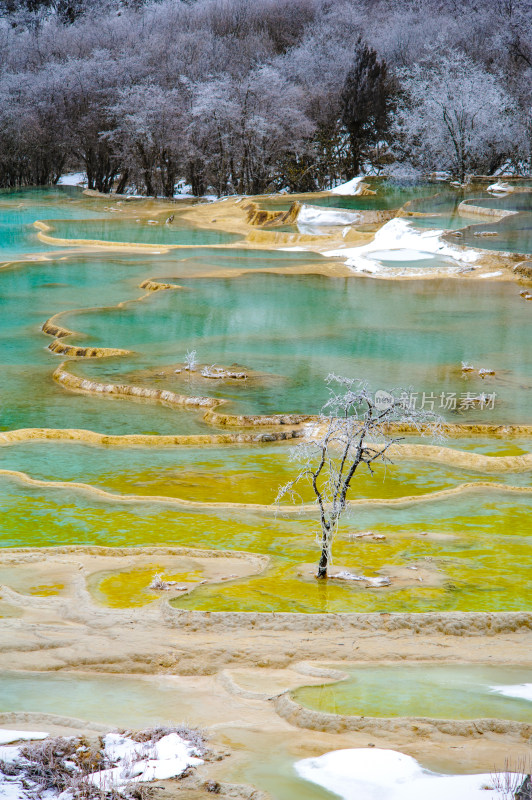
[[109, 83, 188, 196], [189, 66, 313, 195], [277, 376, 442, 580], [395, 50, 519, 180], [281, 18, 356, 188], [0, 0, 530, 189]]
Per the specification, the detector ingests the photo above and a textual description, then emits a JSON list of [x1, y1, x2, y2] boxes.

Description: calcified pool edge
[[1, 185, 532, 796], [28, 189, 532, 280]]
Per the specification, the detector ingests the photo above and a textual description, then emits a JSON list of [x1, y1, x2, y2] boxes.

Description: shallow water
[[0, 472, 530, 612], [470, 193, 532, 212], [305, 179, 442, 212], [0, 185, 530, 615], [45, 216, 241, 246], [0, 670, 216, 728], [0, 670, 509, 799], [456, 213, 532, 254], [292, 664, 532, 722], [0, 253, 218, 433], [0, 187, 107, 258], [66, 274, 532, 423], [0, 440, 529, 504]]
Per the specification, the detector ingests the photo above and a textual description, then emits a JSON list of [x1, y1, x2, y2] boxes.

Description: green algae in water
[[1, 186, 531, 618], [89, 565, 202, 608], [0, 475, 530, 612], [292, 664, 532, 722], [0, 441, 530, 506]]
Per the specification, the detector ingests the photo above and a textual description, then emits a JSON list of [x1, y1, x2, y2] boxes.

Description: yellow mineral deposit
[[0, 181, 531, 800]]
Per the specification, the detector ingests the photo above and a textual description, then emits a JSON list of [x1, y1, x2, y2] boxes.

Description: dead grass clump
[[19, 737, 80, 791], [130, 726, 206, 755]]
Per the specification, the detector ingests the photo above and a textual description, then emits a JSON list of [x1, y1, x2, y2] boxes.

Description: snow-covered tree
[[109, 83, 188, 197], [277, 376, 442, 580], [395, 49, 519, 180], [189, 66, 313, 195]]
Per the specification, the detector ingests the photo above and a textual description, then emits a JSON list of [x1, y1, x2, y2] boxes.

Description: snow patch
[[57, 173, 86, 187], [278, 246, 309, 252], [333, 571, 390, 587], [0, 746, 23, 764], [429, 171, 451, 181], [0, 731, 48, 745], [295, 748, 514, 800], [0, 731, 203, 800], [324, 217, 478, 274], [330, 177, 365, 195], [298, 205, 363, 228], [478, 271, 503, 278], [174, 181, 193, 197], [491, 683, 532, 702], [487, 182, 513, 194], [87, 732, 203, 791]]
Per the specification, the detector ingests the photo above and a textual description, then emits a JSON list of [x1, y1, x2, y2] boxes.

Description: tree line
[[0, 0, 531, 194]]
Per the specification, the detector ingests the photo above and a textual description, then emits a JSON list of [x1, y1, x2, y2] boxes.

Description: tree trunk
[[349, 133, 361, 176], [115, 170, 129, 195], [317, 530, 329, 579]]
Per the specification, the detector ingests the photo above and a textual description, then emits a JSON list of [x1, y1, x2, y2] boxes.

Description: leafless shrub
[[1, 728, 206, 800], [0, 758, 22, 777], [130, 726, 206, 755], [19, 737, 80, 791], [184, 350, 198, 372], [490, 756, 532, 799], [147, 573, 177, 591], [124, 782, 154, 800]]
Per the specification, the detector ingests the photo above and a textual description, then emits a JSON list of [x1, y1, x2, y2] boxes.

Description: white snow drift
[[491, 683, 532, 702], [298, 204, 363, 228], [0, 729, 203, 800], [330, 177, 365, 195], [325, 217, 479, 273], [87, 732, 203, 790], [295, 748, 518, 800], [0, 731, 48, 746], [57, 173, 87, 186]]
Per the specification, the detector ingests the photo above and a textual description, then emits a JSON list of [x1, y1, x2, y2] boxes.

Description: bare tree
[[490, 755, 531, 799], [277, 375, 442, 580]]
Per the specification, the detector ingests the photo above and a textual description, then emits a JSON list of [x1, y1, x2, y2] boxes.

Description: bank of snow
[[88, 732, 203, 790], [0, 728, 203, 800], [491, 683, 532, 701], [330, 177, 365, 195], [0, 731, 48, 745], [324, 217, 479, 274], [57, 172, 87, 187], [295, 748, 514, 800], [298, 205, 364, 232]]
